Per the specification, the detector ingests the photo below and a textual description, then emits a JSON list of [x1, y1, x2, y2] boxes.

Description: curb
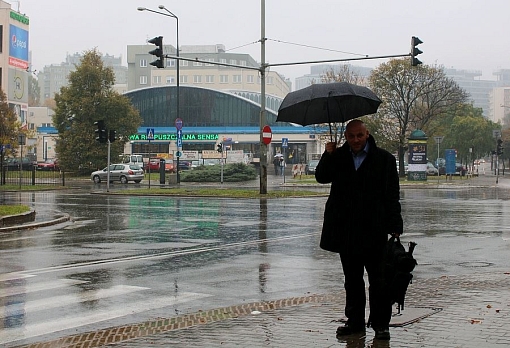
[[0, 213, 71, 232]]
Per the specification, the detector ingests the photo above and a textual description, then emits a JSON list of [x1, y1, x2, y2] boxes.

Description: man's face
[[345, 122, 369, 154]]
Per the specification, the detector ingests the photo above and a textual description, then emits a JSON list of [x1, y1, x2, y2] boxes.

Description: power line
[[266, 38, 368, 57]]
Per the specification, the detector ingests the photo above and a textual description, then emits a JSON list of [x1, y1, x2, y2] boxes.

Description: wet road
[[1, 179, 510, 346]]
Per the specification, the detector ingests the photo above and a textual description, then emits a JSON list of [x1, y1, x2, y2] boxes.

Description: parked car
[[177, 160, 191, 170], [305, 160, 319, 175], [144, 158, 175, 173], [3, 157, 36, 170], [37, 158, 59, 171], [426, 162, 439, 175], [91, 164, 144, 184]]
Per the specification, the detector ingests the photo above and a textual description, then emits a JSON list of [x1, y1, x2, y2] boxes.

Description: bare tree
[[369, 59, 468, 176]]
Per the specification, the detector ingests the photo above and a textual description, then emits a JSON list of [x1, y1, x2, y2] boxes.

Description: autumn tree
[[369, 59, 469, 176], [28, 74, 40, 106], [53, 49, 141, 172], [0, 89, 20, 160]]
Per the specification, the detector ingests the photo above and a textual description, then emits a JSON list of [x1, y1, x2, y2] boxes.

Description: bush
[[180, 163, 257, 182]]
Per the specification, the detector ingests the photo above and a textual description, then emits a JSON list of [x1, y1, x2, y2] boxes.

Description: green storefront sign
[[129, 133, 219, 141]]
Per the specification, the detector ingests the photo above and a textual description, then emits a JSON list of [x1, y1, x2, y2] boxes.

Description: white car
[[91, 164, 144, 184]]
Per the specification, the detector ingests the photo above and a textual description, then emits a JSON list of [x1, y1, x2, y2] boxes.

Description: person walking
[[315, 119, 403, 341], [273, 156, 280, 175]]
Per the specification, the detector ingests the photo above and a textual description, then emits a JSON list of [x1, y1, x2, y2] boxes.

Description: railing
[[0, 166, 64, 186]]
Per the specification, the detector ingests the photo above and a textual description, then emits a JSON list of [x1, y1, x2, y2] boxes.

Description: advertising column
[[407, 129, 428, 181]]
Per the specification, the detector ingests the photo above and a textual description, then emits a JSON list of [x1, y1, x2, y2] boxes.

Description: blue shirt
[[351, 142, 369, 170]]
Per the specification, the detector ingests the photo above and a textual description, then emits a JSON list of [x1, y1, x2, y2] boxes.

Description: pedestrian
[[273, 156, 280, 175], [279, 157, 285, 176], [315, 119, 403, 341]]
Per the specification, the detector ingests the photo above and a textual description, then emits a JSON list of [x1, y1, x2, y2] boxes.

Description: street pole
[[107, 139, 111, 192], [259, 0, 267, 194]]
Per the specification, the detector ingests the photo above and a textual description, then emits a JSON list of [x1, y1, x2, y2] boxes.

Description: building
[[127, 43, 291, 101], [0, 0, 30, 128], [38, 52, 127, 104], [29, 106, 56, 161]]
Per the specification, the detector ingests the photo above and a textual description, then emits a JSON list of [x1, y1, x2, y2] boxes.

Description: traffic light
[[109, 130, 116, 143], [148, 36, 164, 69], [216, 143, 223, 153], [94, 120, 107, 143], [497, 139, 503, 156], [410, 36, 423, 67]]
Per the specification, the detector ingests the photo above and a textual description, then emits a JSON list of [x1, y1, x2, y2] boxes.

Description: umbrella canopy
[[276, 82, 382, 126], [274, 153, 283, 158]]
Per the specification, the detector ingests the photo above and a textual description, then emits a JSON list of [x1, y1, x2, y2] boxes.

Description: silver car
[[91, 164, 144, 184]]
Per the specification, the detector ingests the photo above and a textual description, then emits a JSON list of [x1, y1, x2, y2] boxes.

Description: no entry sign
[[262, 125, 272, 145]]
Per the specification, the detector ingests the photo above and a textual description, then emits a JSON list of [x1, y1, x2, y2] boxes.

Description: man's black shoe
[[336, 322, 366, 336], [374, 328, 390, 340]]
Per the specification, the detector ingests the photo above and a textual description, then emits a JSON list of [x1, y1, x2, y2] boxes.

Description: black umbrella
[[276, 82, 382, 141]]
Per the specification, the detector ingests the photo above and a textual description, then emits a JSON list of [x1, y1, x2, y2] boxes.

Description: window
[[180, 75, 188, 83], [206, 75, 215, 83], [230, 59, 237, 65], [166, 76, 175, 84], [267, 76, 274, 84], [220, 58, 227, 64], [140, 75, 148, 85], [247, 75, 254, 83], [205, 59, 215, 66], [166, 59, 176, 68], [220, 75, 229, 83], [240, 60, 247, 66], [233, 75, 242, 83], [140, 59, 147, 67], [193, 61, 203, 67], [193, 75, 202, 83], [153, 76, 161, 84], [181, 60, 188, 67]]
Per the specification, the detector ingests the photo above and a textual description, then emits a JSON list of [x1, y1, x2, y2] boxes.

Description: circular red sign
[[262, 125, 272, 145]]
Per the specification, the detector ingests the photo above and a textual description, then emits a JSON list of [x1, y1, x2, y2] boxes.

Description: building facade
[[38, 52, 127, 103], [0, 0, 29, 128], [127, 44, 291, 100]]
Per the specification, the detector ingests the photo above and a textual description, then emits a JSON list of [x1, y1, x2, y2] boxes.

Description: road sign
[[434, 136, 444, 144], [147, 128, 155, 140], [282, 137, 289, 148], [177, 129, 183, 148], [176, 150, 182, 157], [262, 125, 272, 145], [175, 118, 183, 130]]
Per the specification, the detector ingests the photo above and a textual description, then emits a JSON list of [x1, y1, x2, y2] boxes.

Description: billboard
[[9, 24, 29, 69]]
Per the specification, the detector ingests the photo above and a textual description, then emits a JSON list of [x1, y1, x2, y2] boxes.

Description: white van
[[120, 154, 144, 165]]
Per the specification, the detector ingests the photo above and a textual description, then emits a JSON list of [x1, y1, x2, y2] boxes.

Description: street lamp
[[138, 5, 180, 182]]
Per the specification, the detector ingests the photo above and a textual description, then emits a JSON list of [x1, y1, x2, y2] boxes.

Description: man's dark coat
[[315, 135, 403, 253]]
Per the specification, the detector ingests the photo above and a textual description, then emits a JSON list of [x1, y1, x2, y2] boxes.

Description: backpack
[[385, 235, 417, 313]]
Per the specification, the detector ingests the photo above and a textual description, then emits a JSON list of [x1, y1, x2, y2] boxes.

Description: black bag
[[385, 235, 417, 313]]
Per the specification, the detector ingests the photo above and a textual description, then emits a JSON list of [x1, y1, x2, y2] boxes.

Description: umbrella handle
[[329, 122, 333, 142]]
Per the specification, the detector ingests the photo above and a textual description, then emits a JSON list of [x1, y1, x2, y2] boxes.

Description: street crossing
[[0, 274, 211, 346]]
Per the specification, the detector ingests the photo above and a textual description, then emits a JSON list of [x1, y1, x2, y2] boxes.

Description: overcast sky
[[18, 0, 510, 84]]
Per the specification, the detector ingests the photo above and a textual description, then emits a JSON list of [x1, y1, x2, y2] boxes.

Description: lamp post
[[138, 5, 180, 183]]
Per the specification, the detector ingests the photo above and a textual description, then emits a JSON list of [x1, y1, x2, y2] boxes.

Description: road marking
[[0, 278, 87, 297], [0, 284, 149, 318], [0, 291, 211, 345]]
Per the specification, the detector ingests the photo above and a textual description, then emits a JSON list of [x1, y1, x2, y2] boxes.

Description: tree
[[369, 59, 469, 176], [425, 103, 497, 164], [0, 88, 20, 157], [28, 74, 40, 106], [53, 49, 141, 172]]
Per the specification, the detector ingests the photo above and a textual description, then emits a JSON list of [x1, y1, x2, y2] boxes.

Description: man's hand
[[325, 142, 337, 154]]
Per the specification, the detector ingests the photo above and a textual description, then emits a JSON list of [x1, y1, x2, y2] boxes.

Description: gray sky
[[19, 0, 509, 84]]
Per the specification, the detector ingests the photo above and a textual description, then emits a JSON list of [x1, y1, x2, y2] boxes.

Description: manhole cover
[[457, 261, 493, 268]]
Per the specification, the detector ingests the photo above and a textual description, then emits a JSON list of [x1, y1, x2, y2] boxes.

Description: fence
[[0, 166, 65, 186]]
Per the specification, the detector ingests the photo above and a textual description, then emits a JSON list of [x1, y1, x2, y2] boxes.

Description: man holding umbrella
[[315, 119, 403, 341]]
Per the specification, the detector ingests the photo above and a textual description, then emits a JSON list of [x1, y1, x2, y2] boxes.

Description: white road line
[[0, 278, 87, 298], [0, 291, 211, 345], [0, 284, 149, 319]]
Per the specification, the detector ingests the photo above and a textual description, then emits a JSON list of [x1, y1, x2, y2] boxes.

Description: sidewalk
[[11, 173, 510, 347]]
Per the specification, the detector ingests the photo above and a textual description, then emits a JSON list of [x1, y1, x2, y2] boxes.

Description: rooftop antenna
[[11, 1, 20, 12]]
